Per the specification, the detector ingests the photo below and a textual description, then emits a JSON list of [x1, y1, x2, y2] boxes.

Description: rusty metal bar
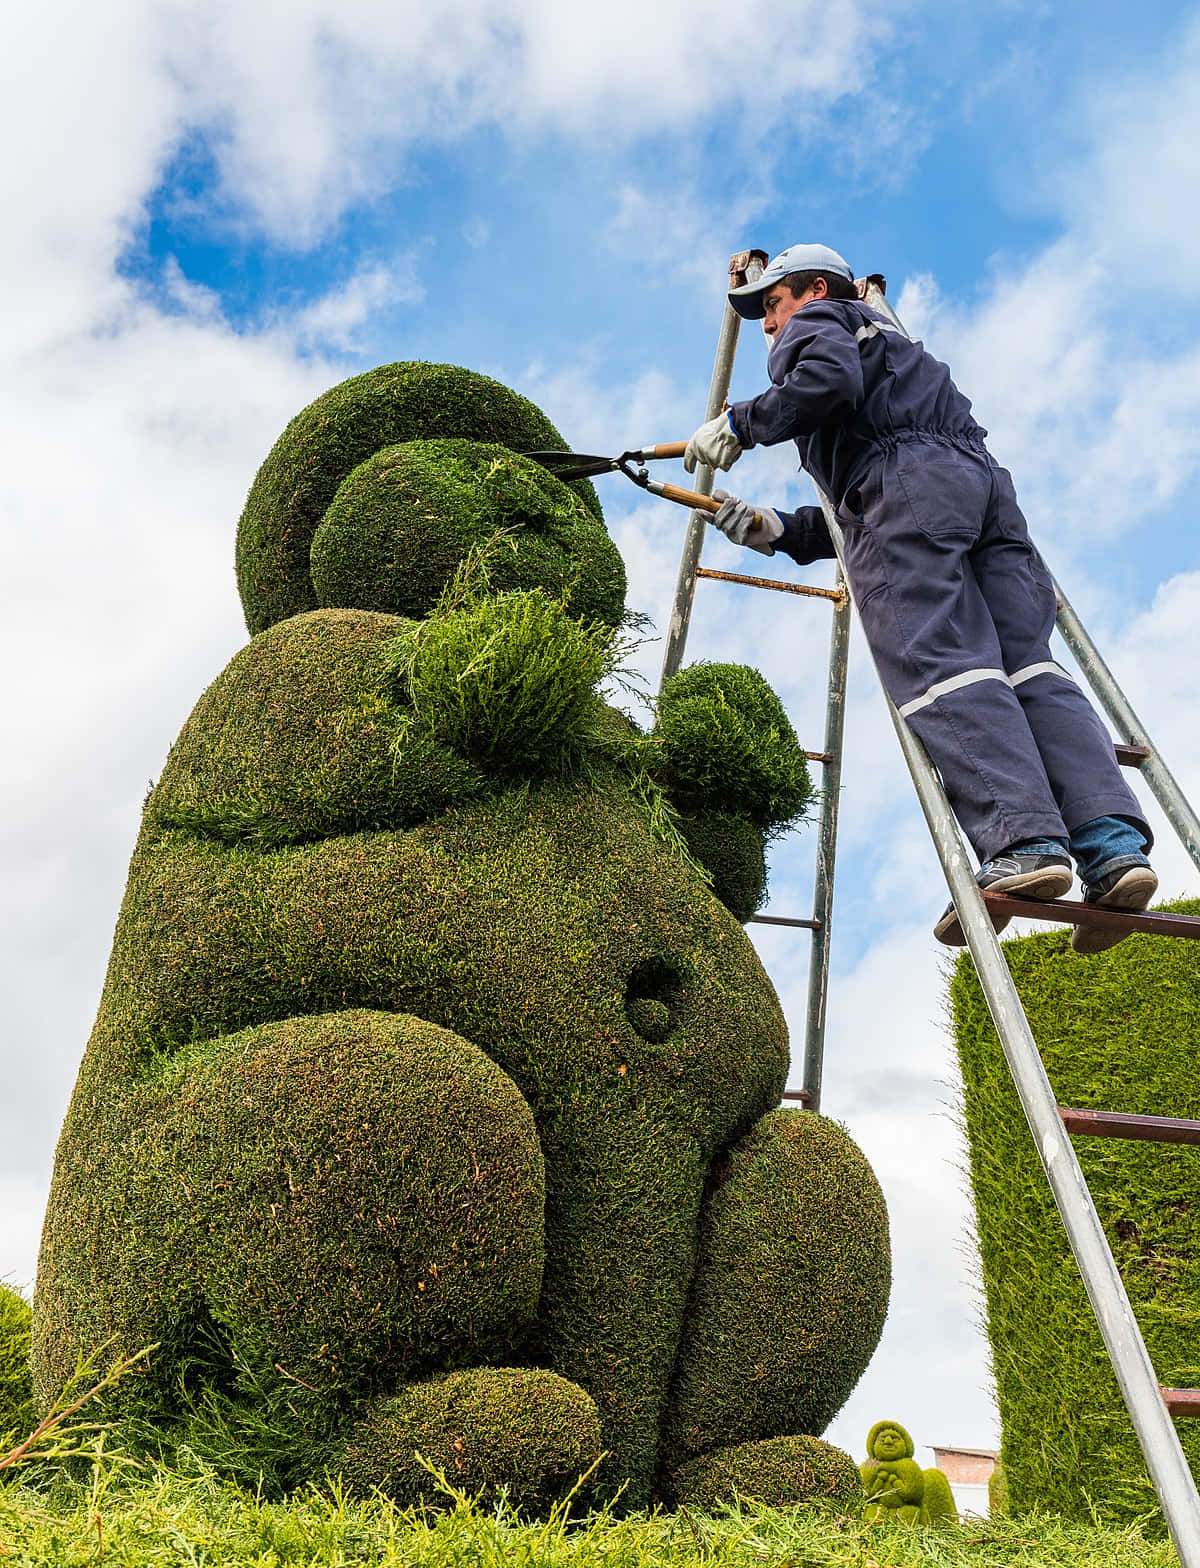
[[749, 914, 821, 930], [1164, 1390, 1200, 1418], [1059, 1107, 1200, 1146], [659, 251, 766, 688], [694, 566, 846, 603], [781, 1089, 814, 1105], [983, 892, 1200, 941], [1116, 743, 1152, 767], [806, 750, 833, 764]]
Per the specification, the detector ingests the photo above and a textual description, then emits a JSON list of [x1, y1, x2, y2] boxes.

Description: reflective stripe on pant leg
[[838, 445, 1069, 860], [898, 667, 1009, 718], [972, 463, 1152, 847]]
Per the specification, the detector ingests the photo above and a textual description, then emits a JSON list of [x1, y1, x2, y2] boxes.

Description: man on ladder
[[684, 241, 1157, 953]]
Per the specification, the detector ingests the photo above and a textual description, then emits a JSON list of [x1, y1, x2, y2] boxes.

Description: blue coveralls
[[727, 298, 1150, 864]]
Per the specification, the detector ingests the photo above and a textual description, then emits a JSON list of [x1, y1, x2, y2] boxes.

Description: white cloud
[[106, 0, 890, 247]]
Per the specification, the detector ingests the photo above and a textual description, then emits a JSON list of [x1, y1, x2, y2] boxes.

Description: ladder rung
[[695, 567, 845, 603], [982, 893, 1200, 942], [1116, 743, 1152, 767], [1058, 1106, 1200, 1145], [748, 915, 821, 930], [781, 1089, 814, 1105], [805, 750, 834, 764], [1162, 1389, 1200, 1418]]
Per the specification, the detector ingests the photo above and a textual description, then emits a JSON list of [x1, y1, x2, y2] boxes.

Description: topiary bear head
[[230, 362, 812, 923], [236, 363, 624, 634]]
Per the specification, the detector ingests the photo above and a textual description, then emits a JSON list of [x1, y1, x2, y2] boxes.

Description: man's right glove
[[711, 491, 784, 556], [683, 411, 744, 473]]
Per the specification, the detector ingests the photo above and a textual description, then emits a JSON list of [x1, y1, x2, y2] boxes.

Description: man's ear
[[811, 276, 829, 299]]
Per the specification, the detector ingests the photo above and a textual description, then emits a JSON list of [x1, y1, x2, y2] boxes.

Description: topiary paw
[[671, 1434, 862, 1511], [328, 1366, 602, 1510]]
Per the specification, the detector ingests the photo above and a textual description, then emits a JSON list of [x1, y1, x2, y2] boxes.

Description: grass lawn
[[0, 1462, 1178, 1568]]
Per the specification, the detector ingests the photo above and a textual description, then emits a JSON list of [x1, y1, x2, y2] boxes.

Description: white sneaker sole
[[934, 865, 1074, 947], [1070, 866, 1159, 955]]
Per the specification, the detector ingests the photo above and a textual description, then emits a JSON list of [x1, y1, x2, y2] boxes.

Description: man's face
[[762, 278, 824, 339]]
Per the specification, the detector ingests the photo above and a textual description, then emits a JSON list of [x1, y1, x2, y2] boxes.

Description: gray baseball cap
[[728, 243, 854, 320]]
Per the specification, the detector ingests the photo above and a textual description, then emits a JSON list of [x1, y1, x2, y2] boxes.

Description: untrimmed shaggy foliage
[[389, 587, 619, 776], [952, 903, 1200, 1527], [0, 1464, 1181, 1568]]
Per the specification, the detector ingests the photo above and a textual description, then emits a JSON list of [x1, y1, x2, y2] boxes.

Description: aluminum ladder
[[660, 249, 852, 1117], [660, 257, 1200, 1566]]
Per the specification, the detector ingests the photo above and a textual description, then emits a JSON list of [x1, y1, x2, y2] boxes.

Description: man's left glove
[[711, 491, 784, 555], [683, 410, 744, 473]]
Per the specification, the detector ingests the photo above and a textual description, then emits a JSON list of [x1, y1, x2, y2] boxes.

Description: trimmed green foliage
[[150, 609, 485, 848], [664, 1111, 890, 1467], [951, 904, 1200, 1526], [655, 664, 812, 834], [40, 364, 888, 1513], [990, 1458, 1010, 1515], [311, 441, 625, 628], [672, 1435, 862, 1512], [36, 748, 794, 1502], [332, 1366, 602, 1509], [0, 1285, 34, 1450], [236, 363, 602, 633], [920, 1466, 958, 1525], [676, 811, 767, 923]]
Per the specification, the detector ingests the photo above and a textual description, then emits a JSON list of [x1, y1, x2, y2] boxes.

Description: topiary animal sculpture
[[34, 363, 891, 1511], [860, 1420, 958, 1525]]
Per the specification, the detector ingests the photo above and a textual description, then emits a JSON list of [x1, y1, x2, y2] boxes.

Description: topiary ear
[[655, 661, 815, 834], [654, 663, 812, 834], [236, 362, 605, 635], [653, 664, 810, 923]]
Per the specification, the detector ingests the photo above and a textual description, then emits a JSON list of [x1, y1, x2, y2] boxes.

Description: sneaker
[[934, 852, 1074, 947], [1070, 859, 1158, 955]]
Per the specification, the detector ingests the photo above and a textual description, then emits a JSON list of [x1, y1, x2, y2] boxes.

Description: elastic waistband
[[869, 427, 988, 454]]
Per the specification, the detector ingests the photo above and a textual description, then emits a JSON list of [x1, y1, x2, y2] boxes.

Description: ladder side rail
[[1053, 580, 1200, 874], [660, 260, 763, 687], [799, 570, 851, 1113]]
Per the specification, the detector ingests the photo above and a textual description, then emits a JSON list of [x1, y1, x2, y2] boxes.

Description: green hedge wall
[[952, 904, 1200, 1526]]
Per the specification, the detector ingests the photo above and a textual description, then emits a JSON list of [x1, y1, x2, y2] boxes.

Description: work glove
[[683, 410, 744, 473], [711, 491, 784, 556]]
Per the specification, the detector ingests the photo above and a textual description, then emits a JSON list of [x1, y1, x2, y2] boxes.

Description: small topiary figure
[[859, 1421, 957, 1525], [35, 363, 891, 1511]]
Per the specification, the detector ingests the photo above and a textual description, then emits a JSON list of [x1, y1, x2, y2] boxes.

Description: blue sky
[[6, 0, 1200, 1481]]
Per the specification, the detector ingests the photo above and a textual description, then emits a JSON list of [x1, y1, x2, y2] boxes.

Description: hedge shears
[[522, 441, 738, 520]]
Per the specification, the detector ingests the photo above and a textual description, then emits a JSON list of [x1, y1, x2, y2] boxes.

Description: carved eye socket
[[624, 957, 684, 1043]]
